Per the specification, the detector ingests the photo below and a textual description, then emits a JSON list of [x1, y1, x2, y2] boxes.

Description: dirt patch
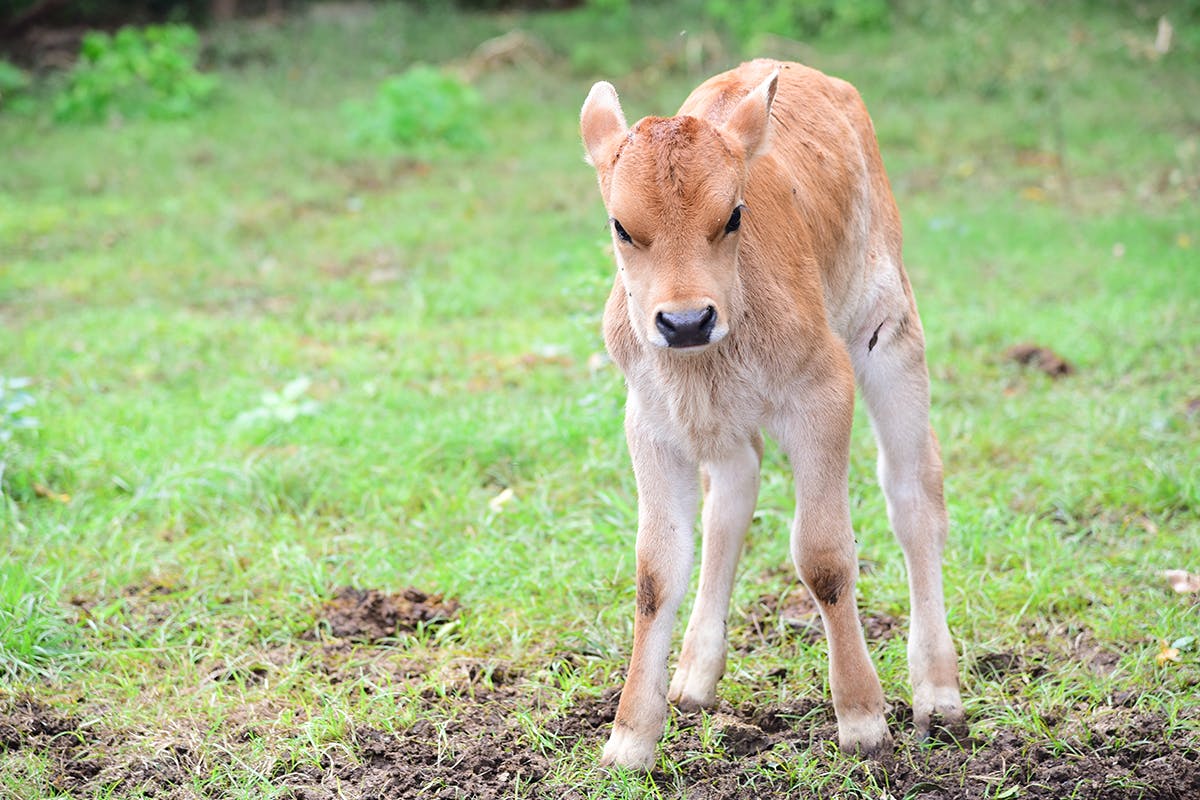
[[321, 158, 431, 196], [972, 650, 1028, 680], [0, 696, 201, 798], [318, 586, 460, 642], [740, 584, 822, 648], [1005, 342, 1075, 377], [738, 583, 901, 651], [7, 684, 1200, 799], [283, 690, 551, 800], [540, 692, 1200, 800]]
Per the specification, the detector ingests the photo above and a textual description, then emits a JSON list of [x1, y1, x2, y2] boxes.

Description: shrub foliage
[[53, 24, 218, 122]]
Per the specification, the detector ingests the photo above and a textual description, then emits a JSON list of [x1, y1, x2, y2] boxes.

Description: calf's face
[[581, 75, 777, 353]]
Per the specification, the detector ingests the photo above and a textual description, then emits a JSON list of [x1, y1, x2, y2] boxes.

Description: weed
[[0, 377, 37, 446], [234, 377, 320, 428], [345, 64, 484, 152], [0, 376, 38, 490]]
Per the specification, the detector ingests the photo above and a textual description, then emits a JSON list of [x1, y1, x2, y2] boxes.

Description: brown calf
[[580, 60, 965, 770]]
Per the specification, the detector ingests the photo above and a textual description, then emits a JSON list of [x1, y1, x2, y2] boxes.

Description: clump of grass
[[0, 566, 84, 682]]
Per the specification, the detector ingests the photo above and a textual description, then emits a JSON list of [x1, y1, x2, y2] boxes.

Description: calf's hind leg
[[855, 313, 966, 738]]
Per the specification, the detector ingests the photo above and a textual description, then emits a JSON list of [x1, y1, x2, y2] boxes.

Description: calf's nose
[[655, 305, 717, 348]]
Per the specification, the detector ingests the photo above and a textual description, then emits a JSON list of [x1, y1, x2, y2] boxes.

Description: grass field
[[2, 1, 1199, 798]]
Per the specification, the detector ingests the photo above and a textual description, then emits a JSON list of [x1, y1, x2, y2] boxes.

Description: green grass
[[2, 1, 1198, 798]]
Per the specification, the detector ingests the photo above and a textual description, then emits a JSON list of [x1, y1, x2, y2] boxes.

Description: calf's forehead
[[608, 116, 741, 224]]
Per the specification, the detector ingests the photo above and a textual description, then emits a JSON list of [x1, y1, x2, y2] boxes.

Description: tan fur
[[581, 60, 965, 771]]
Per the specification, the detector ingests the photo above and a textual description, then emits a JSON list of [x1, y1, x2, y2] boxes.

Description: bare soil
[[6, 584, 1199, 799], [737, 581, 901, 651], [1006, 342, 1075, 377], [317, 586, 460, 641], [5, 687, 1198, 800]]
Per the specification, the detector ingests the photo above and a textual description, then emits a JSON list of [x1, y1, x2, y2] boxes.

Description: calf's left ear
[[581, 81, 628, 169], [722, 70, 779, 161]]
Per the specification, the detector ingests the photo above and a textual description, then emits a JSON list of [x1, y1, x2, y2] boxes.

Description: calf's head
[[580, 72, 777, 352]]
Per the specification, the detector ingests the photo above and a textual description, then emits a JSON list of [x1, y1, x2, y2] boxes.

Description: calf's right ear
[[580, 81, 628, 169], [722, 70, 779, 161]]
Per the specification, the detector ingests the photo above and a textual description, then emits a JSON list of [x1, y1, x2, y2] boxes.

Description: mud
[[1005, 342, 1075, 377], [318, 586, 460, 642]]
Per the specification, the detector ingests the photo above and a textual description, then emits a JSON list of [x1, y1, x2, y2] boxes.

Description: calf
[[579, 60, 965, 770]]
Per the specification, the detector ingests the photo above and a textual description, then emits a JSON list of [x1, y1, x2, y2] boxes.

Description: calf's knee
[[794, 549, 857, 607]]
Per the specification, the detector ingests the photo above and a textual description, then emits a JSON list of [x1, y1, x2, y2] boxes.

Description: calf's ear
[[580, 81, 628, 169], [721, 70, 779, 161]]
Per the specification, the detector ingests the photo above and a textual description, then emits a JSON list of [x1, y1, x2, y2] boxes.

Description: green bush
[[346, 65, 483, 152], [706, 0, 891, 46], [53, 23, 218, 123], [0, 59, 32, 113]]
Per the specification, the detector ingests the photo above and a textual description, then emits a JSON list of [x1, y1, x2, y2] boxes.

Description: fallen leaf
[[33, 483, 70, 503], [1020, 185, 1048, 203], [1155, 16, 1173, 55], [488, 487, 515, 513], [1156, 639, 1180, 666], [1163, 569, 1200, 594], [368, 267, 404, 284]]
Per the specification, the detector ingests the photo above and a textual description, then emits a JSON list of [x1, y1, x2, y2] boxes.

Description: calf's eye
[[611, 218, 632, 244], [724, 205, 743, 235]]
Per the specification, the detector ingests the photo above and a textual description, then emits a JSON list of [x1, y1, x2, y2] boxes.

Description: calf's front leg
[[600, 404, 699, 771], [774, 372, 892, 755], [668, 433, 762, 711]]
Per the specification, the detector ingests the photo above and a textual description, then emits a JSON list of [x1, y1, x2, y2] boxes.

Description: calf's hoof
[[599, 726, 658, 772], [836, 712, 893, 758], [667, 670, 718, 713], [914, 684, 968, 742], [667, 644, 725, 713]]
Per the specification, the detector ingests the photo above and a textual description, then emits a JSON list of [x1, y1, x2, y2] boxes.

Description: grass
[[1, 1, 1198, 798]]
